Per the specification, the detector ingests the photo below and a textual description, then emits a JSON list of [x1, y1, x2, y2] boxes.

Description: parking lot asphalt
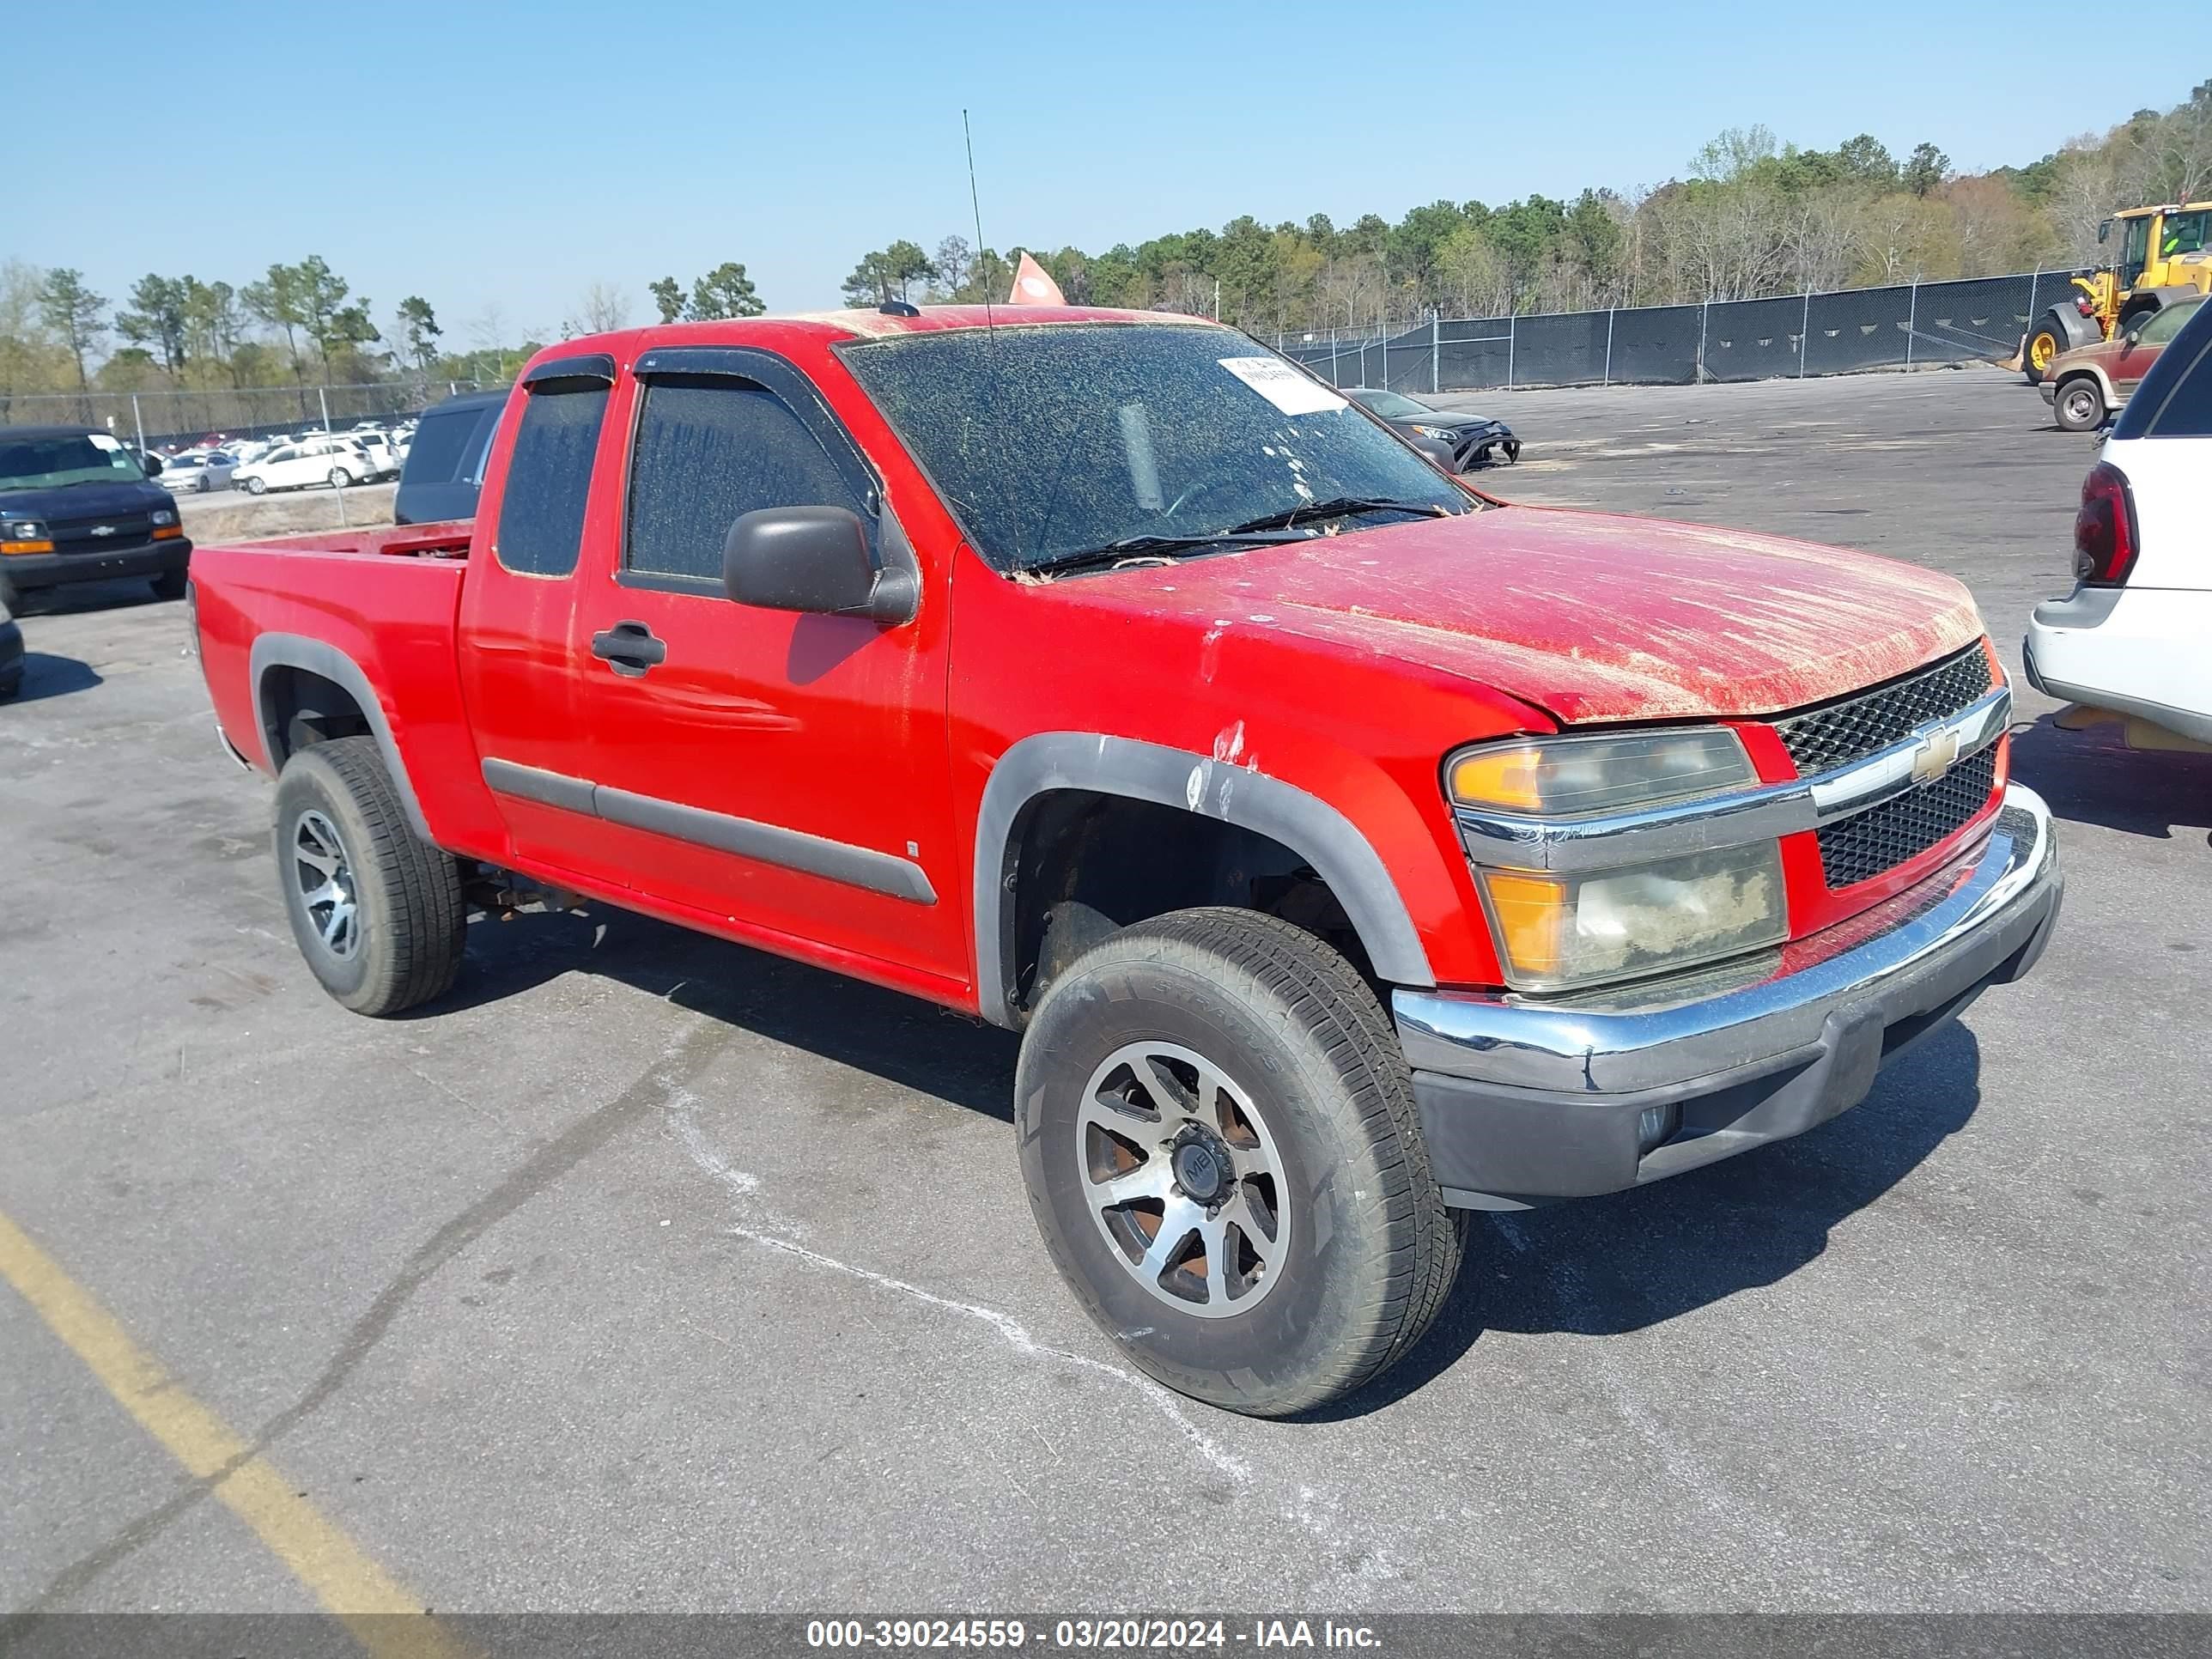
[[3, 368, 2206, 1618]]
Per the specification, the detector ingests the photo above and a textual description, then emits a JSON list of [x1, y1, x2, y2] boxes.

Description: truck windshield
[[838, 322, 1470, 573], [0, 433, 151, 490]]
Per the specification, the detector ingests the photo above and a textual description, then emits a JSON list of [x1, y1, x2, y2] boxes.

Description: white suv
[[2025, 297, 2212, 753], [231, 437, 375, 495]]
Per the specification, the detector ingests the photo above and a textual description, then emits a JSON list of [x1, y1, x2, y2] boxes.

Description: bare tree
[[572, 281, 631, 336]]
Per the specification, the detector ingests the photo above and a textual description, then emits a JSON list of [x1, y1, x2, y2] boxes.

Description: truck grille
[[53, 513, 155, 551], [1816, 745, 1999, 889], [1775, 645, 1994, 776]]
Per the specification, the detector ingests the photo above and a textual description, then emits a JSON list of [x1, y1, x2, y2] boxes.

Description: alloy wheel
[[1076, 1041, 1290, 1319], [290, 808, 361, 959]]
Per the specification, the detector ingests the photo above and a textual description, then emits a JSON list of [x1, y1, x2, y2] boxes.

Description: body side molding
[[478, 759, 937, 905]]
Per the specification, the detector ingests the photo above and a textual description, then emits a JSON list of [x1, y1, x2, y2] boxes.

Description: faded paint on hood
[[1054, 505, 1984, 726]]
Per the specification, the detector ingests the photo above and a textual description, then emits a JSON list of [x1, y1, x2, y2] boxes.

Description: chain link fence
[[1277, 269, 2073, 393], [0, 380, 499, 450], [0, 270, 2077, 441]]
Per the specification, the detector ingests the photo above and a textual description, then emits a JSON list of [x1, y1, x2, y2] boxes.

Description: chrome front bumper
[[1395, 783, 2062, 1207]]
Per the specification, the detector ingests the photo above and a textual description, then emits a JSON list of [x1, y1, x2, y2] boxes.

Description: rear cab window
[[494, 364, 614, 578]]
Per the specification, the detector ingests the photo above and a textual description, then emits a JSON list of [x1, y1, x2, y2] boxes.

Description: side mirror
[[722, 505, 917, 625], [143, 454, 163, 477]]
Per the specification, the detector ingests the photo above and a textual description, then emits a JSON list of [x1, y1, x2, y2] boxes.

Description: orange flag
[[1007, 252, 1066, 306]]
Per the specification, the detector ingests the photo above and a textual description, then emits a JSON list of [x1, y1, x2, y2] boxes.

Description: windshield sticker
[[87, 433, 123, 452], [1218, 356, 1348, 416]]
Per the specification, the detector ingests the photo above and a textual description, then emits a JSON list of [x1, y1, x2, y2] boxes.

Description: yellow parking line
[[0, 1207, 467, 1659]]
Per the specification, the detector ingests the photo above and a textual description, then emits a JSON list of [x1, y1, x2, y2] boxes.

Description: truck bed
[[191, 520, 507, 856], [240, 519, 474, 560]]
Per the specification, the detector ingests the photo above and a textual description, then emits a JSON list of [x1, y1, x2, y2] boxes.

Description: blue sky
[[15, 3, 2209, 341]]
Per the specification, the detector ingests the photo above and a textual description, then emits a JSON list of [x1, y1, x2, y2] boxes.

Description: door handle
[[591, 620, 666, 677]]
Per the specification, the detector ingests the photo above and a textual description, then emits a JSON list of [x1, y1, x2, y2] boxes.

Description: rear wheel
[[273, 736, 466, 1016], [327, 466, 350, 489], [1015, 907, 1464, 1417], [2053, 376, 2106, 432]]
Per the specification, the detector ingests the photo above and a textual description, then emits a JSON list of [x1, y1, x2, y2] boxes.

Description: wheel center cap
[[1171, 1137, 1230, 1205]]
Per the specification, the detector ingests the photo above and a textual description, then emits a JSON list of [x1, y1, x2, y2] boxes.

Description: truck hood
[[1073, 505, 1984, 726], [0, 479, 174, 521]]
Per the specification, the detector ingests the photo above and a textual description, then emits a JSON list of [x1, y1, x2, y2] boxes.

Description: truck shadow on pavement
[[1312, 1024, 1984, 1419], [423, 906, 1023, 1121], [437, 904, 1984, 1419], [6, 653, 103, 703], [2010, 716, 2212, 842]]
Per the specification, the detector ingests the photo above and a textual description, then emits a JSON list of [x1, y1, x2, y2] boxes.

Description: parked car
[[157, 450, 240, 493], [0, 589, 22, 698], [231, 437, 377, 495], [335, 431, 404, 481], [2041, 295, 2205, 431], [0, 425, 190, 600], [2026, 294, 2211, 750], [392, 389, 502, 524], [188, 308, 2059, 1419], [1344, 387, 1520, 471]]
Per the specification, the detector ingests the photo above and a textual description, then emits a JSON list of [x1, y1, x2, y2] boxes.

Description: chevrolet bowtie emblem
[[1910, 727, 1961, 786], [89, 524, 117, 537]]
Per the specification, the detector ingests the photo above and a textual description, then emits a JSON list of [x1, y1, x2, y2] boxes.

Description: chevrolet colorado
[[188, 307, 2062, 1415]]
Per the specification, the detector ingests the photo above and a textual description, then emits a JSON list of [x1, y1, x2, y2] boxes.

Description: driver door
[[571, 347, 965, 991]]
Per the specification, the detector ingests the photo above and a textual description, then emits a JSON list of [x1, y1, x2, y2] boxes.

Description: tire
[[327, 466, 350, 489], [149, 568, 189, 601], [246, 475, 267, 495], [0, 672, 20, 702], [2022, 317, 2069, 386], [2053, 376, 2106, 433], [1015, 907, 1464, 1417], [273, 736, 466, 1016]]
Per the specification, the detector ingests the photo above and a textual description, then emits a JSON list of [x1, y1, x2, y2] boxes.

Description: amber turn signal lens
[[1479, 870, 1571, 979], [1448, 748, 1546, 811], [152, 524, 184, 540], [1, 539, 55, 555]]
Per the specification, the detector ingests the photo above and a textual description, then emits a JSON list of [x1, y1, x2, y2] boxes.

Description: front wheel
[[246, 475, 267, 495], [1015, 908, 1464, 1416], [273, 736, 466, 1015], [2022, 318, 2069, 385], [2053, 377, 2106, 432]]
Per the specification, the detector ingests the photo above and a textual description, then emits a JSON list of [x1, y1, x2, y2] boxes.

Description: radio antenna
[[963, 109, 994, 339]]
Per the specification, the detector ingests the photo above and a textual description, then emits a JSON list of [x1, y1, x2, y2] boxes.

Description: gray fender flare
[[248, 633, 434, 842], [973, 732, 1436, 1027]]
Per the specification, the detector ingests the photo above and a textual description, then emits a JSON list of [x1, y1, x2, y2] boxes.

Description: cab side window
[[624, 378, 869, 583], [495, 385, 610, 578]]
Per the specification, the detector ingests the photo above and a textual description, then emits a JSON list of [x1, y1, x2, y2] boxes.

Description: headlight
[[1448, 729, 1756, 817], [1409, 423, 1455, 440], [5, 520, 48, 540], [1477, 842, 1786, 992], [150, 509, 178, 526]]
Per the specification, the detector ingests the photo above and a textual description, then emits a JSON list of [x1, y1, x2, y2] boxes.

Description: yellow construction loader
[[2021, 201, 2212, 383]]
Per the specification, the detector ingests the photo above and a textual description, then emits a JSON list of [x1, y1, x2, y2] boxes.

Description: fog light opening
[[1637, 1103, 1680, 1156]]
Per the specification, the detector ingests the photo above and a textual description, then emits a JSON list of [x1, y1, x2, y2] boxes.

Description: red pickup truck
[[189, 307, 2062, 1416]]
